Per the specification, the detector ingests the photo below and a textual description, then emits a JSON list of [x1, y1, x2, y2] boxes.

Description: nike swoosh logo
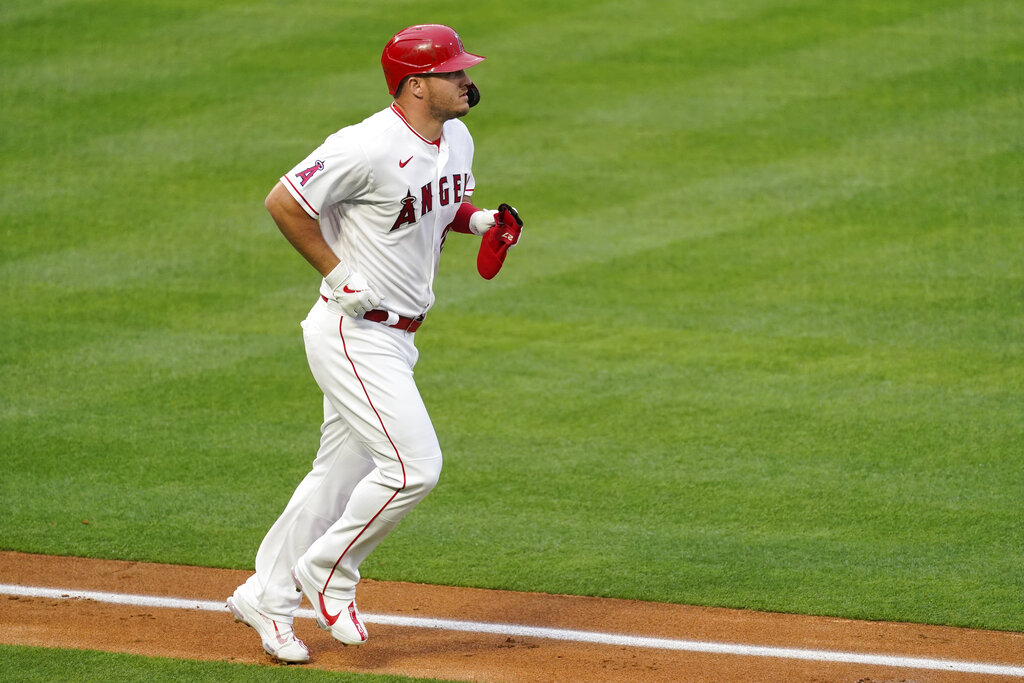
[[399, 156, 413, 168], [342, 285, 360, 294], [319, 593, 342, 626]]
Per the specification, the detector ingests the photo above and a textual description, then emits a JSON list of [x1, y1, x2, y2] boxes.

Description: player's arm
[[265, 181, 380, 316], [265, 181, 339, 277], [447, 202, 490, 235]]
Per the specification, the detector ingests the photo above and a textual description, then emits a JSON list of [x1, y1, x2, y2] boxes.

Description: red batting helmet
[[381, 24, 485, 96]]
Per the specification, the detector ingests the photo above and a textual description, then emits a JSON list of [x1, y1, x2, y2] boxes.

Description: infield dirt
[[1, 551, 1021, 682]]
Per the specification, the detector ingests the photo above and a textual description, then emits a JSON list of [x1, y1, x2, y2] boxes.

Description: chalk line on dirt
[[2, 583, 1022, 678]]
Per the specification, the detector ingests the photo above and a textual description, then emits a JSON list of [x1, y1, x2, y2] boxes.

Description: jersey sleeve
[[446, 201, 482, 234], [280, 130, 372, 219]]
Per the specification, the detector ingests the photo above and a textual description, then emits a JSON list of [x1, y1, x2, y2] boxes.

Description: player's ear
[[402, 75, 428, 100]]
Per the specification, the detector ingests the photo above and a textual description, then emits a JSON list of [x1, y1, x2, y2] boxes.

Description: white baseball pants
[[240, 297, 442, 622]]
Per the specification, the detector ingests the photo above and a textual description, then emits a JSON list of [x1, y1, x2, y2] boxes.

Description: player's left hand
[[477, 204, 523, 280], [468, 209, 496, 236]]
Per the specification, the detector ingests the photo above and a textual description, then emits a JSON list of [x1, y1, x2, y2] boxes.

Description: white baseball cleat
[[292, 565, 368, 646], [227, 588, 310, 663]]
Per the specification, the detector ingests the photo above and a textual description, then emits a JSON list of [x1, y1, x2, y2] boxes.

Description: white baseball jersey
[[281, 103, 476, 318]]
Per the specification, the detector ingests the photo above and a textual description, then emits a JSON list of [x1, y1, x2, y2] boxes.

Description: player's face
[[423, 70, 473, 121]]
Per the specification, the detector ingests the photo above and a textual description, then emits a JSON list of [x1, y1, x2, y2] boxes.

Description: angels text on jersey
[[390, 173, 471, 231]]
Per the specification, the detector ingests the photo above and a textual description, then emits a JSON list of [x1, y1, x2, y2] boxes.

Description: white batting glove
[[468, 209, 497, 236], [324, 260, 381, 318]]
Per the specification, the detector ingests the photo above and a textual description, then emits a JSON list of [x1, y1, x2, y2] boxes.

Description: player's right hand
[[325, 261, 382, 318], [334, 272, 381, 317]]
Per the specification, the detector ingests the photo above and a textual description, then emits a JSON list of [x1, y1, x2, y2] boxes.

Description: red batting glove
[[477, 204, 523, 280]]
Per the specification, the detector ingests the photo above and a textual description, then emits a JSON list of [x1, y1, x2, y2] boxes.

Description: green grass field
[[0, 645, 442, 682], [2, 0, 1022, 678]]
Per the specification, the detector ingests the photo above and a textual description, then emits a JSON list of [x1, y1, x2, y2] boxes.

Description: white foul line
[[2, 583, 1022, 678]]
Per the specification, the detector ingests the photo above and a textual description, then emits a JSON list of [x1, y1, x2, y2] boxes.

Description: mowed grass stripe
[[452, 91, 1020, 310], [453, 1, 1021, 289]]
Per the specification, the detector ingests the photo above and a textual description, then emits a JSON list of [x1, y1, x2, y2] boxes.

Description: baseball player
[[226, 24, 523, 663]]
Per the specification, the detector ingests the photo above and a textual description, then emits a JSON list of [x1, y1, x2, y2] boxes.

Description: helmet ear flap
[[467, 83, 481, 108]]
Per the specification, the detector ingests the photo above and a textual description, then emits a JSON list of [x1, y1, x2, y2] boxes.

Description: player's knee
[[369, 439, 442, 494], [403, 451, 442, 496]]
